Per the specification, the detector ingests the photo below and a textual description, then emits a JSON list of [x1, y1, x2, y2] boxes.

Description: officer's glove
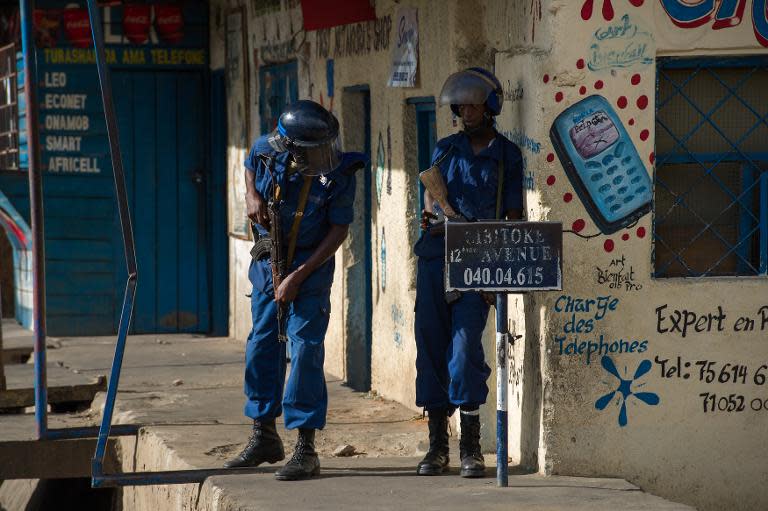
[[423, 210, 468, 237], [424, 210, 449, 238], [420, 210, 438, 231]]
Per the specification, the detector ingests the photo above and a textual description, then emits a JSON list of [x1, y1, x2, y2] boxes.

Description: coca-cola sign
[[62, 7, 91, 48], [33, 9, 61, 48], [154, 5, 183, 43], [32, 3, 198, 50], [123, 4, 151, 44]]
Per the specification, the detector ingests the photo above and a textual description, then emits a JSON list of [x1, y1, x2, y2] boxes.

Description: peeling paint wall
[[215, 0, 532, 449], [217, 1, 768, 509], [495, 2, 768, 510]]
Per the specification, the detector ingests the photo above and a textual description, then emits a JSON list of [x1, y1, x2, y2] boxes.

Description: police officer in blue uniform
[[414, 68, 523, 477], [224, 100, 366, 481]]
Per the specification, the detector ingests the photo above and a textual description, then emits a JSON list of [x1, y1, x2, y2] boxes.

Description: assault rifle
[[419, 164, 460, 220], [258, 154, 288, 343], [419, 163, 467, 305], [418, 164, 468, 234]]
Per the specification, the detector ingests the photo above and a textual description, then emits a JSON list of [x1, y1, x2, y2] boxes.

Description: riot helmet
[[439, 67, 504, 117], [267, 100, 341, 176]]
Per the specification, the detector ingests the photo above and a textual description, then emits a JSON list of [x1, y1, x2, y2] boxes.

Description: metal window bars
[[654, 56, 768, 278], [0, 43, 20, 170]]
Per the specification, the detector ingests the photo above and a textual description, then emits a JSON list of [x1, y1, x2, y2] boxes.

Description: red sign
[[33, 9, 61, 48], [301, 0, 377, 31], [154, 5, 183, 43], [63, 7, 91, 48], [123, 4, 151, 44]]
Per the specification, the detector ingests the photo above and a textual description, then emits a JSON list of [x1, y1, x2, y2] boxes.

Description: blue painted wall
[[0, 188, 33, 328], [0, 1, 226, 336]]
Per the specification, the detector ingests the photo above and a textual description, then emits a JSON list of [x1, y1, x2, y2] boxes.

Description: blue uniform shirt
[[414, 131, 524, 259], [244, 135, 366, 295]]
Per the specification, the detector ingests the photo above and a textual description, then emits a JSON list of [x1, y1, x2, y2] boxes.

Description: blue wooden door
[[114, 71, 209, 333]]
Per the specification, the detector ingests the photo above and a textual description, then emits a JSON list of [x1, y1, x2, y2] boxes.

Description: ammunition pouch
[[250, 235, 273, 261]]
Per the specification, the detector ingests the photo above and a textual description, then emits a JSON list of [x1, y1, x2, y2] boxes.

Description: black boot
[[275, 428, 320, 480], [416, 409, 450, 475], [223, 419, 285, 468], [459, 409, 486, 478]]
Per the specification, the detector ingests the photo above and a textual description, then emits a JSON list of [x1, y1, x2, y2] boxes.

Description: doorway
[[408, 97, 437, 240], [341, 86, 373, 391], [112, 70, 212, 333]]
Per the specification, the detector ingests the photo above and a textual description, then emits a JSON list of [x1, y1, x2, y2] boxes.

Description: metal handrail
[[84, 0, 248, 487]]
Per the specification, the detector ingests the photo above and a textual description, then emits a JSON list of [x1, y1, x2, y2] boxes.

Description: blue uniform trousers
[[243, 288, 331, 430], [414, 257, 492, 412]]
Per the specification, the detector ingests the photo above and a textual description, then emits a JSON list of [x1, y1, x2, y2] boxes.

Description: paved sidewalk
[[196, 457, 693, 511], [0, 332, 694, 510]]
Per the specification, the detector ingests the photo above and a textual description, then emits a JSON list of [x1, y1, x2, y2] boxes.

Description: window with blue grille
[[654, 57, 768, 278], [0, 43, 20, 170]]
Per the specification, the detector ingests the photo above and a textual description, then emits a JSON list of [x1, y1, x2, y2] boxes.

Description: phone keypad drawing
[[550, 95, 652, 235]]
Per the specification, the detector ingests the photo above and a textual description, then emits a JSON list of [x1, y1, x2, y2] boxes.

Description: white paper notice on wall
[[387, 7, 418, 87]]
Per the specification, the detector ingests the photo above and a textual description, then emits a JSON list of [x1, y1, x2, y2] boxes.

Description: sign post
[[494, 292, 508, 486], [445, 220, 562, 487]]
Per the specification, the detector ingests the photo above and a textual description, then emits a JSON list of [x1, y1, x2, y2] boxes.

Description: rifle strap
[[495, 154, 505, 220], [286, 174, 314, 269], [432, 143, 455, 170]]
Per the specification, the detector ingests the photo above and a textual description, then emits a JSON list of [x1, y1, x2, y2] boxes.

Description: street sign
[[445, 220, 563, 292]]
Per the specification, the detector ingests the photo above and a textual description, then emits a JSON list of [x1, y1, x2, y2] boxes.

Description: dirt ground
[[43, 333, 439, 461]]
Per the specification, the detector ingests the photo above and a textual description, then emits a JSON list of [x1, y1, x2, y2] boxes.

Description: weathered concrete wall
[[294, 0, 532, 446], [493, 1, 768, 510], [220, 1, 767, 508], [118, 433, 202, 511], [220, 0, 530, 412]]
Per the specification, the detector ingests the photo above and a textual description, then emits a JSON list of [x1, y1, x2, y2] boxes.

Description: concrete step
[[0, 416, 120, 479], [1, 318, 34, 365], [0, 333, 696, 511], [0, 364, 106, 410], [115, 425, 694, 511]]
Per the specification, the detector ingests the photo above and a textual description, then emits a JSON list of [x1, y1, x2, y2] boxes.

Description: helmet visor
[[267, 130, 342, 176], [292, 138, 342, 176], [439, 70, 498, 108]]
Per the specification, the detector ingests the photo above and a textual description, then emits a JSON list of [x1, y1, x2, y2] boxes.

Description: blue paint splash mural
[[595, 355, 659, 427], [380, 226, 387, 291], [375, 132, 384, 205]]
